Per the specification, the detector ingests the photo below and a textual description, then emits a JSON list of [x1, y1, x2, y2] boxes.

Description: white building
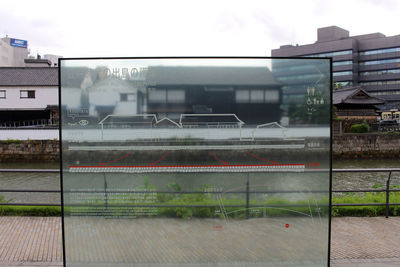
[[0, 37, 29, 67], [43, 54, 63, 67], [0, 67, 58, 127]]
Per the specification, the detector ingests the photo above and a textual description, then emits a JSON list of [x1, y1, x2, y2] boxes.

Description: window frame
[[20, 90, 35, 99]]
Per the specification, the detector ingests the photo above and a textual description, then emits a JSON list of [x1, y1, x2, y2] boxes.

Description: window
[[335, 81, 353, 87], [148, 89, 185, 103], [332, 61, 352, 66], [332, 71, 352, 77], [20, 90, 35, 98], [235, 90, 249, 103], [250, 90, 264, 103], [265, 90, 279, 103], [0, 90, 5, 98], [359, 69, 400, 76], [360, 80, 400, 86], [360, 47, 400, 56], [359, 58, 400, 66], [303, 50, 352, 58], [236, 89, 279, 103], [120, 93, 136, 102], [148, 89, 167, 103], [167, 90, 185, 103]]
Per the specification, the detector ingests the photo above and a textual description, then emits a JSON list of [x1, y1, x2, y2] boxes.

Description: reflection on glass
[[60, 58, 331, 267]]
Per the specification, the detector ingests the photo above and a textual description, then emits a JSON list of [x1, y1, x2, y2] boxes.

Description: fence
[[0, 168, 399, 218], [0, 118, 57, 128]]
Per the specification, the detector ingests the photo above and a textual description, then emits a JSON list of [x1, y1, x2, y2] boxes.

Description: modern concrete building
[[0, 37, 29, 67], [272, 26, 400, 107]]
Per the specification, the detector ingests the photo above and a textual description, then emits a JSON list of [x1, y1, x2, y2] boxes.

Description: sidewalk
[[0, 216, 399, 266]]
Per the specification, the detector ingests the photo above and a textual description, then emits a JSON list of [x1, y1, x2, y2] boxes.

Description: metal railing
[[0, 119, 57, 128], [0, 168, 399, 217]]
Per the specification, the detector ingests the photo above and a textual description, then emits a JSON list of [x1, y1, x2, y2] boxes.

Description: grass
[[0, 183, 398, 217]]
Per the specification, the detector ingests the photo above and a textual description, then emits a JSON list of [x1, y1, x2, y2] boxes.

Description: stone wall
[[1, 135, 399, 162], [333, 133, 400, 159], [0, 140, 59, 162]]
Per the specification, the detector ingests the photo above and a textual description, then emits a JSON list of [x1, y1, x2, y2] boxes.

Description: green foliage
[[1, 139, 23, 144], [287, 92, 330, 124], [350, 120, 370, 133], [0, 206, 61, 216], [332, 187, 400, 216]]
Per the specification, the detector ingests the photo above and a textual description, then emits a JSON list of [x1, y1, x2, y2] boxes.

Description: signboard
[[10, 38, 27, 48], [60, 57, 332, 267]]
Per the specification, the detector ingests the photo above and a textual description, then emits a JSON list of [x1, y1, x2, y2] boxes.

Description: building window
[[148, 89, 167, 103], [360, 80, 400, 86], [235, 90, 250, 103], [265, 90, 279, 103], [332, 71, 352, 77], [303, 50, 352, 58], [0, 90, 5, 98], [360, 47, 400, 56], [236, 89, 279, 103], [359, 58, 400, 66], [359, 69, 400, 76], [250, 90, 264, 103], [148, 89, 185, 104], [20, 90, 35, 99], [120, 93, 136, 102], [167, 90, 185, 103], [332, 60, 352, 66]]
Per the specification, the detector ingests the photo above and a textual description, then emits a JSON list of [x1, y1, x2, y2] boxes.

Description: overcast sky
[[0, 0, 398, 58]]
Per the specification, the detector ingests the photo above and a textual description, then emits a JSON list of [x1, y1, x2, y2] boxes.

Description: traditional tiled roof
[[0, 67, 58, 86], [333, 86, 385, 105]]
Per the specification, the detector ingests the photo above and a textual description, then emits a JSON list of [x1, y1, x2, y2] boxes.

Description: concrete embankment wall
[[0, 140, 59, 162], [333, 134, 400, 159]]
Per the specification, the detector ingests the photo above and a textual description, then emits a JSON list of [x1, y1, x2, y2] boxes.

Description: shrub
[[350, 121, 370, 133]]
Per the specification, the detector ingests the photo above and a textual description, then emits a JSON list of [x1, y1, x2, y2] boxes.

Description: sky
[[0, 0, 398, 58]]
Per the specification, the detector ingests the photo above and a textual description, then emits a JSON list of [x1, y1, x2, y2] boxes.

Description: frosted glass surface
[[60, 58, 331, 267]]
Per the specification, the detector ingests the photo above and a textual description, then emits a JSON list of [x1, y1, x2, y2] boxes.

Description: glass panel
[[60, 57, 331, 267]]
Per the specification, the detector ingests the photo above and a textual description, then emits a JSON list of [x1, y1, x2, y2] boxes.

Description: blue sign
[[10, 38, 27, 48]]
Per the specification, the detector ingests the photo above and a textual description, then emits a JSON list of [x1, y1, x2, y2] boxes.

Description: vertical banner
[[60, 57, 331, 266]]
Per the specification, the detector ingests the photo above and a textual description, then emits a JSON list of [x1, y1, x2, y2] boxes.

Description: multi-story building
[[271, 26, 400, 107], [0, 36, 29, 67]]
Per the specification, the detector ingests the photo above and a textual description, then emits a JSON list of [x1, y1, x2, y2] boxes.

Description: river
[[0, 160, 399, 204]]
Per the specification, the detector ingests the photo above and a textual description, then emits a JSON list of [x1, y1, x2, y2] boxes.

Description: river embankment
[[0, 133, 399, 162], [333, 133, 400, 159]]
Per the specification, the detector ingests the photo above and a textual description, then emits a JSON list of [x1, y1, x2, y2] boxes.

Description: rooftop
[[0, 67, 58, 86], [333, 86, 385, 105]]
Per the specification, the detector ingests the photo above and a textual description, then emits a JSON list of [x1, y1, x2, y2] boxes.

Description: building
[[0, 67, 58, 127], [0, 37, 29, 67], [145, 66, 282, 125], [43, 54, 63, 67], [333, 86, 384, 119], [272, 26, 400, 106]]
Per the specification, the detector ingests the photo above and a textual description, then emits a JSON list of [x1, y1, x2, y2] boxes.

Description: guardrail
[[0, 168, 399, 218]]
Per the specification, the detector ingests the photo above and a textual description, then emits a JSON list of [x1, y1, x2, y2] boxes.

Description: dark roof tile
[[0, 67, 58, 86]]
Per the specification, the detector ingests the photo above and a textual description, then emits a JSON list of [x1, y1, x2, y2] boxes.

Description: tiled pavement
[[0, 216, 399, 266]]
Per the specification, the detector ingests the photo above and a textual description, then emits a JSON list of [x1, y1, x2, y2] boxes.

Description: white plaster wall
[[0, 86, 58, 109]]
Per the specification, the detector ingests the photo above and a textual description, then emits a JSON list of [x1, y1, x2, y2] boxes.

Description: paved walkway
[[0, 216, 399, 266]]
